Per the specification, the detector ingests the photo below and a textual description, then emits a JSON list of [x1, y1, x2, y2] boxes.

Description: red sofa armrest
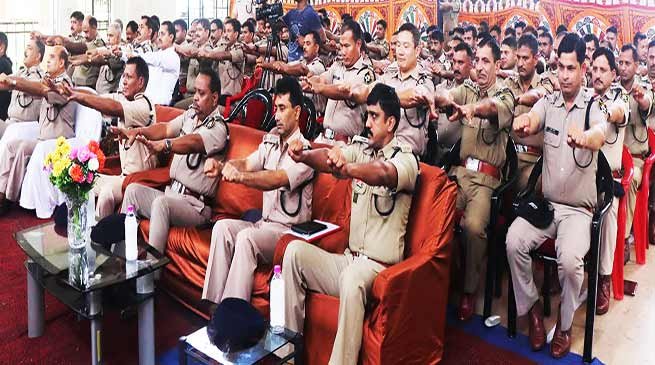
[[365, 252, 451, 364], [121, 166, 172, 193]]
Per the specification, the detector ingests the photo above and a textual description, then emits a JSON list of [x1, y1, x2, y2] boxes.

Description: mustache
[[361, 127, 372, 138]]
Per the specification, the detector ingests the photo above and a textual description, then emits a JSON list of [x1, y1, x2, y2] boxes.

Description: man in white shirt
[[129, 21, 180, 105]]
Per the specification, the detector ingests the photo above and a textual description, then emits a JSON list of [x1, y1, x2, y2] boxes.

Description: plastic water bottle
[[125, 205, 138, 261], [270, 265, 285, 334]]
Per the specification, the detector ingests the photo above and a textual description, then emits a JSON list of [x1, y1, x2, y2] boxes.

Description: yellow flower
[[52, 157, 71, 177]]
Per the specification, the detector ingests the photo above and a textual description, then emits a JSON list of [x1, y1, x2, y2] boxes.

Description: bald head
[[47, 45, 69, 75]]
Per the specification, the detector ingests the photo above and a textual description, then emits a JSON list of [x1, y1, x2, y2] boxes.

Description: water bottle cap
[[127, 205, 135, 213], [273, 265, 281, 274]]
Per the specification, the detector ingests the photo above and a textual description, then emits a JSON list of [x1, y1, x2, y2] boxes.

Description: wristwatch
[[163, 139, 172, 154], [10, 78, 17, 88]]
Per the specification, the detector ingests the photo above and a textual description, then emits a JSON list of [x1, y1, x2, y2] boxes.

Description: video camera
[[255, 0, 284, 22]]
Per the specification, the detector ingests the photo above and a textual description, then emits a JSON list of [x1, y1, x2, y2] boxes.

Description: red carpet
[[1, 206, 536, 364]]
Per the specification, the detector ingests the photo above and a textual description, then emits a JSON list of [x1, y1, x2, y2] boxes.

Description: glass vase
[[66, 195, 89, 288]]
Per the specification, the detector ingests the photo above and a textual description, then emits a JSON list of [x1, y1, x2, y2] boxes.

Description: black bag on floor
[[207, 297, 267, 353]]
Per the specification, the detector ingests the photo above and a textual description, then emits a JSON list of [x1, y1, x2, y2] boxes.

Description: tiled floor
[[472, 245, 655, 365]]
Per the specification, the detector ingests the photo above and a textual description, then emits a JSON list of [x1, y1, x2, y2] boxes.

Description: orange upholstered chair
[[612, 147, 634, 299], [633, 128, 655, 264]]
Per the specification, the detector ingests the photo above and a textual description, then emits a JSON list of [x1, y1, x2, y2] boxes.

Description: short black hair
[[464, 25, 478, 39], [174, 19, 188, 32], [649, 39, 655, 50], [593, 47, 618, 73], [454, 41, 474, 59], [634, 32, 647, 47], [430, 30, 444, 43], [606, 26, 618, 35], [197, 18, 211, 32], [453, 26, 465, 35], [225, 18, 240, 34], [621, 44, 639, 62], [126, 56, 150, 86], [161, 21, 175, 37], [198, 67, 221, 95], [88, 16, 98, 29], [537, 25, 549, 35], [501, 36, 517, 50], [479, 37, 501, 61], [524, 25, 538, 38], [149, 15, 160, 36], [480, 21, 490, 33], [212, 18, 225, 31], [243, 20, 255, 35], [70, 11, 84, 22], [275, 76, 304, 108], [557, 32, 586, 65], [583, 33, 599, 49], [556, 24, 568, 35], [514, 20, 527, 30], [303, 30, 322, 47], [376, 19, 387, 30], [504, 27, 516, 37], [363, 32, 373, 43], [126, 20, 138, 34], [490, 25, 502, 35], [0, 32, 7, 49], [539, 32, 554, 46], [35, 39, 45, 62], [518, 34, 539, 56], [341, 19, 364, 44], [398, 22, 420, 48], [367, 83, 401, 132]]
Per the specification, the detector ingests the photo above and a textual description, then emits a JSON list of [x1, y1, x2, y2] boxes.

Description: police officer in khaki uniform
[[0, 46, 77, 214], [93, 22, 125, 95], [60, 57, 157, 219], [0, 39, 45, 138], [507, 33, 609, 358], [591, 47, 629, 315], [505, 34, 555, 190], [202, 77, 313, 304], [284, 83, 419, 365], [434, 38, 515, 321], [302, 20, 375, 143], [200, 19, 245, 100], [618, 44, 653, 242], [174, 18, 212, 110], [70, 16, 106, 88], [258, 30, 327, 116], [421, 30, 450, 87], [367, 19, 390, 61], [120, 68, 227, 254]]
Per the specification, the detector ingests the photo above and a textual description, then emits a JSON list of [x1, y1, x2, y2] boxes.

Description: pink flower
[[86, 172, 94, 183], [69, 147, 78, 160], [77, 146, 91, 163]]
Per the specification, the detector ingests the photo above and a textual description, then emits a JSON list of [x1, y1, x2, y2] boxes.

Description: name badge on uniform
[[545, 126, 559, 136]]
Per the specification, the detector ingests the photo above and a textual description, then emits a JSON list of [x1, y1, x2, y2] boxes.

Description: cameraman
[[282, 0, 326, 62]]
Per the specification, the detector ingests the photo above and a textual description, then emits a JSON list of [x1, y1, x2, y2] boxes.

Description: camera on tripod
[[255, 0, 284, 22]]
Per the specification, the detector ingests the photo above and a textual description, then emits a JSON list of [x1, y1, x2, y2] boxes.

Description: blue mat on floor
[[446, 307, 605, 365]]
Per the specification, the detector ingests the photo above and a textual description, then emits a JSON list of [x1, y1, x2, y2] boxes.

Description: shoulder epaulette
[[463, 79, 480, 96]]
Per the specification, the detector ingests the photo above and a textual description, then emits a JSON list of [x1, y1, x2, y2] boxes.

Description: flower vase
[[66, 195, 89, 288]]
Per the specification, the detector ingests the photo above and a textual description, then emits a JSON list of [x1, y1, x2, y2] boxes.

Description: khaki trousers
[[516, 153, 540, 193], [202, 219, 287, 303], [625, 157, 644, 239], [92, 174, 125, 220], [506, 202, 591, 331], [120, 184, 211, 253], [456, 175, 494, 294], [0, 139, 38, 201], [600, 191, 619, 276], [282, 241, 386, 365]]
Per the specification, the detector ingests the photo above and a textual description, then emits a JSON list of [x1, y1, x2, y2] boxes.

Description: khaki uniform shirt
[[186, 40, 213, 95], [303, 57, 327, 115], [380, 66, 435, 156], [620, 77, 653, 156], [421, 52, 450, 87], [434, 78, 462, 148], [598, 87, 629, 172], [505, 72, 554, 148], [177, 40, 190, 88], [73, 37, 106, 87], [96, 55, 124, 95], [368, 38, 390, 61], [7, 65, 44, 122], [245, 129, 314, 226], [39, 72, 76, 140], [216, 40, 245, 96], [533, 88, 608, 208], [323, 56, 376, 137], [342, 137, 419, 265], [449, 79, 515, 187], [167, 108, 229, 209], [104, 92, 158, 175]]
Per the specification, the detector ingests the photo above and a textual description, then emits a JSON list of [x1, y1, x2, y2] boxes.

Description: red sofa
[[123, 106, 457, 364]]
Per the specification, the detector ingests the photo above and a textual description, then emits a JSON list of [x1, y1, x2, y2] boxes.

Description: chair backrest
[[74, 87, 102, 143], [226, 88, 274, 131], [595, 151, 614, 218], [621, 146, 634, 187], [300, 96, 320, 141]]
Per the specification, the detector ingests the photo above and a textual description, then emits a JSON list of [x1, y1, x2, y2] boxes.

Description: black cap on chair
[[207, 297, 267, 353]]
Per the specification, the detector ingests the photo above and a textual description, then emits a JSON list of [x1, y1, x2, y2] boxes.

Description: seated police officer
[[283, 83, 419, 365], [119, 68, 228, 255], [201, 76, 314, 307]]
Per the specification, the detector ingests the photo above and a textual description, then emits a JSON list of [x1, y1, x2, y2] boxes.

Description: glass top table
[[14, 222, 170, 365], [179, 326, 303, 365]]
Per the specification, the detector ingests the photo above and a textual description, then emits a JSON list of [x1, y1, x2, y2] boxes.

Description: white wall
[[111, 0, 178, 26]]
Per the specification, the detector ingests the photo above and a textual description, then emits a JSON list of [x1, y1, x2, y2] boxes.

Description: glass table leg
[[138, 272, 155, 365], [26, 260, 44, 338], [88, 290, 103, 365]]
